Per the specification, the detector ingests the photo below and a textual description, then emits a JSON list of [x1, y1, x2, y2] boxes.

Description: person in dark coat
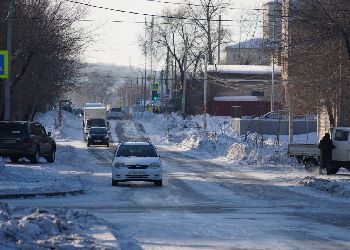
[[318, 133, 336, 172]]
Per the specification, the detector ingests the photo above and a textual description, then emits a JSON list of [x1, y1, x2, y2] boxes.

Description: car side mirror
[[48, 132, 52, 137]]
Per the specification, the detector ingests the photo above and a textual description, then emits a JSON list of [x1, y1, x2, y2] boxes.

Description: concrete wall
[[232, 118, 317, 135]]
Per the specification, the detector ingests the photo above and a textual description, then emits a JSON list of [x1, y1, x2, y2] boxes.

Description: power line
[[63, 0, 261, 22], [144, 0, 266, 11]]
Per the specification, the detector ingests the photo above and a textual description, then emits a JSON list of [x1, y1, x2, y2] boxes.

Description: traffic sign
[[0, 50, 8, 79], [151, 81, 160, 91]]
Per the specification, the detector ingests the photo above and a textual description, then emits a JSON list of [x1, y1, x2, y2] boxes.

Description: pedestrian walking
[[318, 133, 336, 174]]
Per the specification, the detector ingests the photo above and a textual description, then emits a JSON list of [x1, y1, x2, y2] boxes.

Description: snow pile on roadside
[[36, 110, 83, 141], [35, 110, 57, 134], [300, 176, 350, 197], [136, 112, 298, 167], [0, 202, 105, 249]]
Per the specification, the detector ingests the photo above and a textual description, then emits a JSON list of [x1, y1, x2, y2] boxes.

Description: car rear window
[[87, 119, 105, 128], [90, 127, 107, 134], [0, 123, 28, 137], [116, 145, 158, 157], [111, 108, 122, 112]]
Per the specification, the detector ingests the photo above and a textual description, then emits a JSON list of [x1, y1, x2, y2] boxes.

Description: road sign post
[[0, 51, 8, 79], [150, 82, 160, 101]]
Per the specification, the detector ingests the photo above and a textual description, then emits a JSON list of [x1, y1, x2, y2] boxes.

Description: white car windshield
[[116, 145, 158, 157]]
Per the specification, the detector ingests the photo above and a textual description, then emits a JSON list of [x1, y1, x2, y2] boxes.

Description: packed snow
[[0, 202, 115, 249]]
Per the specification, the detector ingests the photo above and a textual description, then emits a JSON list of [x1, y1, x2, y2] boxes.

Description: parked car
[[259, 110, 287, 120], [259, 110, 315, 120], [0, 121, 56, 164], [107, 107, 124, 120], [112, 142, 162, 186], [87, 127, 110, 147]]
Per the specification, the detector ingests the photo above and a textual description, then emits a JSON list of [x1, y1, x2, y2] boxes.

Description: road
[[5, 120, 350, 249]]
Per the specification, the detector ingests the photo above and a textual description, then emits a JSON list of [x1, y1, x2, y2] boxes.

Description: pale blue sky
[[77, 0, 264, 67]]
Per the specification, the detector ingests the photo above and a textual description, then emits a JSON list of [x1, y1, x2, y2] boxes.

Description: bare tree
[[283, 0, 350, 126], [186, 0, 231, 65], [0, 0, 89, 120]]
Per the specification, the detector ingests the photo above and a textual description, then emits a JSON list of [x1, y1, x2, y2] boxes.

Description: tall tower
[[263, 0, 283, 42]]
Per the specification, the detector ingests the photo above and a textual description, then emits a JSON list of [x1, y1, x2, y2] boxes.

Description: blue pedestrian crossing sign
[[0, 50, 9, 79]]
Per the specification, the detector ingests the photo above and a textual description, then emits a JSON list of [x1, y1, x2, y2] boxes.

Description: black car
[[0, 121, 56, 164], [87, 127, 110, 147]]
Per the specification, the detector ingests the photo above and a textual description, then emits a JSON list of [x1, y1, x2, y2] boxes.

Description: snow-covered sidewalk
[[0, 202, 118, 249]]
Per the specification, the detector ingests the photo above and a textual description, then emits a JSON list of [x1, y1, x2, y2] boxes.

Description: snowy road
[[4, 119, 350, 249]]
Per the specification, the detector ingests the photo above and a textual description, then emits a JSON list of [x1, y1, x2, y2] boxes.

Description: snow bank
[[36, 110, 83, 141], [0, 202, 105, 249], [135, 112, 298, 168], [300, 176, 350, 198]]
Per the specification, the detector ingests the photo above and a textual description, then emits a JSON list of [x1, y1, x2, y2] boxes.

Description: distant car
[[0, 121, 56, 164], [259, 110, 287, 120], [87, 127, 110, 147], [259, 110, 316, 120], [107, 108, 124, 120], [73, 108, 82, 116], [112, 142, 162, 186]]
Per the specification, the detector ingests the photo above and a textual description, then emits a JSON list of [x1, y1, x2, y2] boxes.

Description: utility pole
[[271, 7, 276, 112], [150, 17, 155, 79], [165, 48, 170, 95], [172, 32, 177, 112], [143, 17, 147, 112], [4, 0, 13, 120], [181, 45, 187, 114], [217, 15, 222, 65], [160, 69, 164, 111], [204, 53, 208, 131]]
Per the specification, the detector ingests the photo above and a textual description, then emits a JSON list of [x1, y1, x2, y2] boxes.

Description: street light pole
[[204, 53, 208, 131], [4, 0, 13, 120], [143, 17, 147, 112]]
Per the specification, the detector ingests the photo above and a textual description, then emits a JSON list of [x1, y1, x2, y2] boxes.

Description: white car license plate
[[129, 171, 146, 176], [94, 140, 102, 142]]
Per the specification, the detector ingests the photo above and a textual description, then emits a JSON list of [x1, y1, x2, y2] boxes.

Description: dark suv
[[87, 127, 110, 147], [0, 121, 56, 164]]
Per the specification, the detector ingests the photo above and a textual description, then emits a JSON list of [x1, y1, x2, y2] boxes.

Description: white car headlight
[[114, 162, 125, 168], [104, 135, 109, 139], [149, 162, 160, 168]]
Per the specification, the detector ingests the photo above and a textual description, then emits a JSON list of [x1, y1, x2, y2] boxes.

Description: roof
[[121, 142, 152, 146], [208, 65, 281, 75], [83, 107, 106, 110], [214, 96, 261, 102], [226, 38, 265, 49], [85, 103, 103, 107]]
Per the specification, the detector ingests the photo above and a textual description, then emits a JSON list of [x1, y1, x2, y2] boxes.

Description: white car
[[112, 142, 162, 186]]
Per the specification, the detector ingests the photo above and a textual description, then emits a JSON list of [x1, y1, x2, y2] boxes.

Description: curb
[[0, 189, 85, 199]]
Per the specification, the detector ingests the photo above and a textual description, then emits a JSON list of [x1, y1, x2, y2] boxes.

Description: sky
[[71, 0, 264, 68]]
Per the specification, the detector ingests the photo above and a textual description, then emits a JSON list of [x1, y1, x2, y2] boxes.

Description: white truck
[[288, 127, 350, 174], [83, 104, 108, 138]]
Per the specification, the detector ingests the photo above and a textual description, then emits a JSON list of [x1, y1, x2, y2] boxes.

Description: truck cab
[[331, 127, 350, 162], [288, 127, 350, 174]]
